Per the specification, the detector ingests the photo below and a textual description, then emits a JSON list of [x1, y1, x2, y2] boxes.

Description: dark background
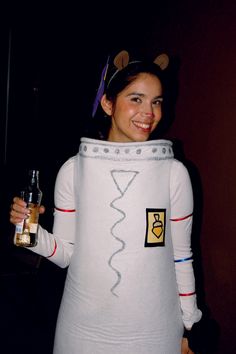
[[1, 1, 236, 353]]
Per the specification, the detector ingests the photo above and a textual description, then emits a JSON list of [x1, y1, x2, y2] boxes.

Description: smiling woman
[[9, 50, 202, 354], [89, 50, 169, 141], [101, 73, 163, 142]]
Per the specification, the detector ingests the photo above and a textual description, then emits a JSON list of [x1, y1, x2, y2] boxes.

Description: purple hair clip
[[92, 56, 110, 118]]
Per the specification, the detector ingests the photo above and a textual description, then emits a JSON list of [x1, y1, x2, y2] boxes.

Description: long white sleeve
[[170, 160, 202, 329], [29, 156, 77, 268]]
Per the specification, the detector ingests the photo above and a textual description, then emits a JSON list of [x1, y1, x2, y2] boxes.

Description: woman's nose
[[141, 110, 154, 118], [141, 103, 154, 117]]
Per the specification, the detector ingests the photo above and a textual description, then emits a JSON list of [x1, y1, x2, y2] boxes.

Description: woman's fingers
[[9, 197, 46, 225], [10, 198, 28, 224], [39, 205, 45, 214]]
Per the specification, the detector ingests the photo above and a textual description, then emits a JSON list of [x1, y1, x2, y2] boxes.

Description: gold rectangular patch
[[145, 208, 166, 247]]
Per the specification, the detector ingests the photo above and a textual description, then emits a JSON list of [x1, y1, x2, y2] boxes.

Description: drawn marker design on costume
[[109, 170, 139, 297]]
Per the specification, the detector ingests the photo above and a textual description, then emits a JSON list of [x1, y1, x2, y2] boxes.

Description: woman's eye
[[131, 97, 142, 103], [153, 99, 163, 106]]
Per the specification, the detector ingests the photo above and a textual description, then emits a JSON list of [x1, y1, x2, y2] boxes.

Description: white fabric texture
[[30, 138, 201, 353]]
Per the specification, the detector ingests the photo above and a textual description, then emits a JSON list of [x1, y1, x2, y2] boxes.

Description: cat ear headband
[[92, 50, 169, 117]]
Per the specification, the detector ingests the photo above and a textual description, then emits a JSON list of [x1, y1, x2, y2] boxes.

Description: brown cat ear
[[113, 50, 130, 70], [153, 53, 169, 70]]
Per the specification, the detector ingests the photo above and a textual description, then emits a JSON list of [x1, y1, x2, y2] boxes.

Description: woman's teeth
[[133, 121, 151, 129]]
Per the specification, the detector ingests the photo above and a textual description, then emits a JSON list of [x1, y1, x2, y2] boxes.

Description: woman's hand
[[181, 337, 194, 354], [9, 197, 45, 225]]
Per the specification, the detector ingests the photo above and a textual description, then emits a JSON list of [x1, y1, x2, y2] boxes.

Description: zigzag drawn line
[[108, 170, 139, 297], [108, 197, 126, 297]]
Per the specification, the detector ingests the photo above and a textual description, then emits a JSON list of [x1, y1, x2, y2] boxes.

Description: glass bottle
[[14, 169, 42, 247]]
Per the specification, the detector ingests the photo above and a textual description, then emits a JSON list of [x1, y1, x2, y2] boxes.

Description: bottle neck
[[28, 170, 39, 187]]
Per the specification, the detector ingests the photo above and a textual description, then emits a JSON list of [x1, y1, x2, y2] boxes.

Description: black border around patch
[[144, 208, 166, 247]]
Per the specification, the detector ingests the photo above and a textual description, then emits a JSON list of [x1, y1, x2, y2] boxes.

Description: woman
[[10, 50, 202, 353]]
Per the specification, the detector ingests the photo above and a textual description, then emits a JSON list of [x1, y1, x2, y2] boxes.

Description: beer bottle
[[14, 169, 42, 247]]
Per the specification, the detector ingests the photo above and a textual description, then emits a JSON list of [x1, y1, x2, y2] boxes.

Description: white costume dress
[[33, 138, 201, 354]]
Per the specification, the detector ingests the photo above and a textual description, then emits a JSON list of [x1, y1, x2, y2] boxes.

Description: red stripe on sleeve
[[170, 213, 193, 222], [47, 239, 57, 258], [55, 207, 76, 212], [179, 291, 196, 296]]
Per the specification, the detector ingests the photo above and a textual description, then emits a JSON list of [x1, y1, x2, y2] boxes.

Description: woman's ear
[[101, 94, 113, 116]]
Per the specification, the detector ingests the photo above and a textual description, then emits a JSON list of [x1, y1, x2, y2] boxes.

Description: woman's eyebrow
[[126, 92, 163, 100], [126, 92, 163, 99], [126, 92, 144, 97]]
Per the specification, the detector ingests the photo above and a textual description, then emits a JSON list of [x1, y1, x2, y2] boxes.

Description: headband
[[92, 50, 169, 117]]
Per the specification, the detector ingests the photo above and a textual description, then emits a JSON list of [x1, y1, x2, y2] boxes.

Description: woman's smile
[[131, 119, 154, 132]]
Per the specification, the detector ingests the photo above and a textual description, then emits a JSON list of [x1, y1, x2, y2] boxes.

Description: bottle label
[[14, 203, 39, 247], [15, 220, 24, 234], [15, 233, 31, 245]]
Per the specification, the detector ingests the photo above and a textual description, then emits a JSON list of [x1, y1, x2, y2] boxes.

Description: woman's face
[[102, 73, 163, 143]]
